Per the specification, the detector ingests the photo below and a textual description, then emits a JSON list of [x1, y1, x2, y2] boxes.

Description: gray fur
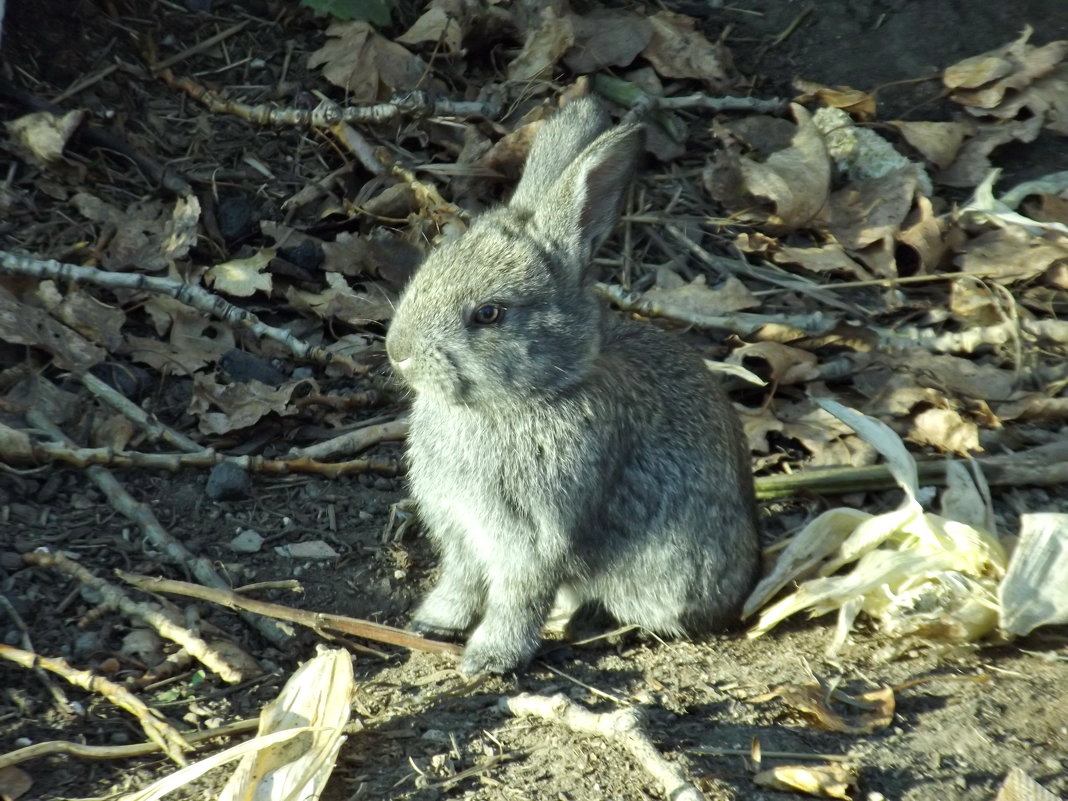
[[385, 97, 760, 676]]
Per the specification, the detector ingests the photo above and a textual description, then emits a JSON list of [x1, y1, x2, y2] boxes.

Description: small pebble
[[0, 551, 25, 571], [206, 462, 253, 501], [230, 529, 265, 553]]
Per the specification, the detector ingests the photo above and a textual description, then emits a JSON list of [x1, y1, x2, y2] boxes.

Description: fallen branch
[[0, 644, 192, 765], [0, 250, 366, 374], [0, 718, 259, 770], [505, 693, 701, 801], [288, 418, 409, 461], [116, 572, 462, 658], [25, 407, 291, 647], [159, 72, 499, 126], [0, 424, 399, 476], [23, 549, 261, 684], [754, 440, 1068, 499]]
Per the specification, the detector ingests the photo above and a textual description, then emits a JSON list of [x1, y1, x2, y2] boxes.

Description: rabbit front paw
[[459, 626, 539, 677]]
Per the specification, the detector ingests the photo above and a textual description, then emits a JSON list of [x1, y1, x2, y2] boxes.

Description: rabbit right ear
[[530, 121, 644, 272], [508, 98, 612, 212]]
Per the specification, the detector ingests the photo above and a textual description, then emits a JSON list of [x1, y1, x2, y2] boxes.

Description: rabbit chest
[[405, 395, 577, 560]]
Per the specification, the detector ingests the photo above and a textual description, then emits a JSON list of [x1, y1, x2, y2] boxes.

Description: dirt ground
[[2, 1, 1068, 801]]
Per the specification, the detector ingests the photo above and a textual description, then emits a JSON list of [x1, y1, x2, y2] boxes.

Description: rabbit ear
[[532, 121, 645, 270], [509, 98, 612, 211]]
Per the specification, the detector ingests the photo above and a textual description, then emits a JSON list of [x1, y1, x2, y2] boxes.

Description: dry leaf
[[888, 120, 972, 169], [753, 763, 857, 799], [396, 7, 463, 53], [206, 249, 275, 297], [507, 7, 573, 82], [954, 226, 1068, 283], [308, 21, 427, 102], [189, 372, 304, 435], [728, 342, 820, 386], [0, 766, 33, 801], [892, 350, 1017, 403], [771, 242, 873, 280], [895, 195, 947, 273], [71, 193, 201, 272], [949, 276, 1005, 326], [995, 395, 1068, 423], [5, 110, 87, 180], [0, 284, 106, 370], [794, 79, 876, 120], [761, 682, 895, 734], [937, 116, 1044, 187], [908, 407, 980, 455], [641, 10, 729, 89], [35, 281, 125, 350], [705, 104, 831, 232], [993, 767, 1062, 801], [642, 273, 759, 316], [826, 167, 918, 253], [286, 272, 396, 323], [999, 514, 1068, 637], [564, 9, 651, 73]]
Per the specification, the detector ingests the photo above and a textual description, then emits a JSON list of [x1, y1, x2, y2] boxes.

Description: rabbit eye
[[471, 303, 503, 326]]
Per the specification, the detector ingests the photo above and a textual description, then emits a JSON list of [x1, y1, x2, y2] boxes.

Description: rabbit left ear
[[534, 123, 644, 271]]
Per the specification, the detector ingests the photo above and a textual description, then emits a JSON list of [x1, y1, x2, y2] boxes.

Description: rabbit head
[[386, 99, 644, 406]]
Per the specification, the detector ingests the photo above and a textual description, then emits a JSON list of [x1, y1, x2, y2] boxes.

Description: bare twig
[[288, 418, 409, 461], [116, 572, 462, 658], [0, 595, 73, 713], [24, 549, 261, 684], [0, 644, 192, 765], [505, 693, 702, 801], [0, 251, 366, 374], [24, 408, 292, 647], [0, 718, 259, 770]]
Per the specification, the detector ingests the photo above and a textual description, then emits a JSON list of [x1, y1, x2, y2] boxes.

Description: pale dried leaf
[[993, 767, 1062, 801], [206, 249, 274, 297], [954, 226, 1068, 283], [286, 272, 396, 323], [938, 116, 1044, 187], [888, 120, 972, 169], [0, 766, 33, 801], [0, 284, 106, 370], [771, 242, 872, 279], [753, 763, 857, 799], [189, 373, 303, 435], [643, 274, 758, 316], [396, 7, 463, 53], [641, 10, 729, 89], [728, 341, 820, 385], [895, 195, 947, 272], [909, 407, 980, 455], [5, 109, 86, 173], [999, 514, 1068, 637], [35, 281, 125, 350]]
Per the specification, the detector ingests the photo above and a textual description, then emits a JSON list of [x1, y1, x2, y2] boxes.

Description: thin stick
[[117, 572, 462, 658], [505, 693, 702, 801]]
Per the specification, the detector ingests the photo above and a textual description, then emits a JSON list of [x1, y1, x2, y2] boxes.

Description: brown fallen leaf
[[705, 104, 831, 232], [895, 195, 947, 273], [71, 193, 201, 273], [285, 272, 396, 323], [891, 350, 1018, 403], [757, 681, 895, 735], [826, 167, 918, 253], [0, 284, 107, 370], [189, 372, 305, 435], [888, 120, 972, 170], [770, 242, 873, 280], [564, 9, 651, 73], [728, 342, 820, 386], [308, 21, 428, 102], [507, 6, 573, 82], [35, 281, 125, 350], [794, 79, 876, 120], [949, 276, 1007, 326], [954, 225, 1068, 283], [995, 395, 1068, 423], [641, 10, 730, 89], [753, 763, 858, 800], [0, 765, 33, 801], [937, 116, 1044, 187]]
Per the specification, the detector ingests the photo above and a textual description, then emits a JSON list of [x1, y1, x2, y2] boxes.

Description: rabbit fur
[[386, 97, 760, 676]]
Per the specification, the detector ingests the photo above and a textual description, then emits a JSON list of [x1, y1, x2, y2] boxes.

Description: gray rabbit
[[385, 98, 759, 676]]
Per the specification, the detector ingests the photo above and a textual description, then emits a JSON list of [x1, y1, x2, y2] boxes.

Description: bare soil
[[2, 2, 1068, 801]]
